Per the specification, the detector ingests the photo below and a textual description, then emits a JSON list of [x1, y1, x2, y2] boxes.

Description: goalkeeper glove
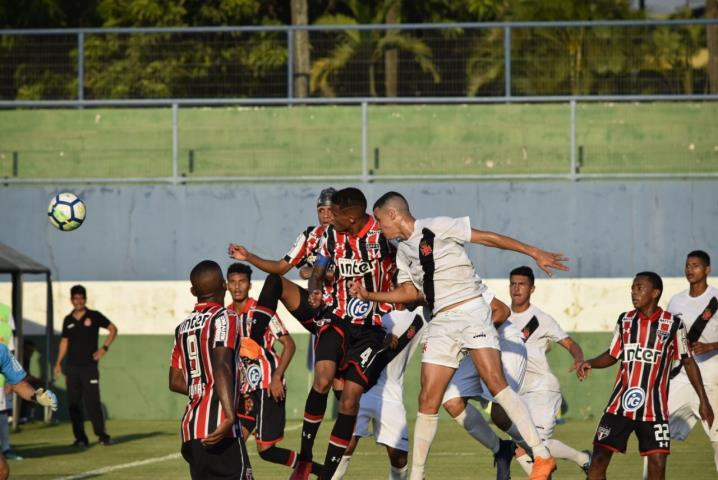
[[33, 388, 58, 411]]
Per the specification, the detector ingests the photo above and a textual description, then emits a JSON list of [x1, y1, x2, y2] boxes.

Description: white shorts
[[669, 381, 718, 442], [422, 297, 499, 369], [520, 390, 562, 441], [442, 338, 527, 404], [353, 394, 409, 451]]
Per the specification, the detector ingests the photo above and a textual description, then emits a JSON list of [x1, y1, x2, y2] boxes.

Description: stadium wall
[[2, 181, 716, 420]]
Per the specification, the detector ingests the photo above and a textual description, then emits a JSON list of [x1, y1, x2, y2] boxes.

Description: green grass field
[[10, 417, 716, 479], [0, 102, 716, 179]]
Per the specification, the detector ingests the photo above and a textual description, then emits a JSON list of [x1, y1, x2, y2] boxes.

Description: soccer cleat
[[580, 449, 592, 474], [99, 435, 113, 446], [493, 439, 516, 480], [71, 439, 89, 447], [289, 460, 312, 480], [528, 455, 557, 480], [3, 449, 23, 460]]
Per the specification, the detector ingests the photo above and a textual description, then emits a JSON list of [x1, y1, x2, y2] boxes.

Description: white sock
[[505, 423, 531, 453], [516, 453, 533, 474], [493, 387, 550, 458], [390, 464, 409, 480], [410, 412, 439, 480], [546, 438, 588, 466], [0, 413, 9, 452], [453, 403, 500, 454], [332, 455, 352, 480], [713, 442, 718, 474]]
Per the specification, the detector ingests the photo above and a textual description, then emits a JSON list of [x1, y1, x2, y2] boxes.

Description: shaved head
[[190, 260, 225, 301], [373, 191, 410, 213]]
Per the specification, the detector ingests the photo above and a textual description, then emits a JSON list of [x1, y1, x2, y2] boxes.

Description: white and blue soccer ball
[[47, 192, 86, 231]]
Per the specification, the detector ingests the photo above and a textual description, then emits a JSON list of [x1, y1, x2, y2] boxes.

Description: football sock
[[453, 403, 500, 454], [332, 455, 352, 479], [251, 273, 283, 342], [0, 413, 9, 452], [390, 464, 409, 480], [299, 388, 329, 462], [505, 423, 531, 452], [546, 439, 589, 466], [493, 387, 550, 458], [322, 413, 357, 479], [516, 450, 533, 474], [410, 412, 439, 480]]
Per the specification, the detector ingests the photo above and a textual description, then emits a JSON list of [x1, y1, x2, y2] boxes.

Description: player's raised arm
[[350, 280, 424, 305], [307, 255, 330, 308], [228, 243, 293, 276], [469, 229, 569, 276]]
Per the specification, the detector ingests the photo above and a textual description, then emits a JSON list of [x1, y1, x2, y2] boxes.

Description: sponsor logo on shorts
[[337, 258, 374, 277], [622, 387, 646, 412], [624, 343, 661, 363], [247, 364, 262, 389], [473, 333, 487, 339], [597, 425, 611, 441], [347, 297, 374, 319]]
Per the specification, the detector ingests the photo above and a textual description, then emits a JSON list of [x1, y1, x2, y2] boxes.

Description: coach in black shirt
[[54, 285, 118, 447]]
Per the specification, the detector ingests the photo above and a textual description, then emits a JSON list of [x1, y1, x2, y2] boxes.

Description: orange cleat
[[529, 455, 557, 480]]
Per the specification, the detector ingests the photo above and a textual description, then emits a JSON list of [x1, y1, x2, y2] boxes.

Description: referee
[[53, 285, 118, 447]]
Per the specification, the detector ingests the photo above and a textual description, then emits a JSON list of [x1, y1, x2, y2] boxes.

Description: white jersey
[[364, 308, 427, 404], [396, 216, 486, 315], [668, 285, 718, 385], [509, 304, 568, 393]]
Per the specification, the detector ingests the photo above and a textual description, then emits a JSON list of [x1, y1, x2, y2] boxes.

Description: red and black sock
[[299, 388, 328, 462], [258, 446, 323, 474], [320, 412, 357, 479]]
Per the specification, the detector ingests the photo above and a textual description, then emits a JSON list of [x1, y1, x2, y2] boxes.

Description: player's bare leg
[[644, 453, 667, 480], [468, 347, 556, 479], [587, 445, 612, 480], [410, 363, 454, 480]]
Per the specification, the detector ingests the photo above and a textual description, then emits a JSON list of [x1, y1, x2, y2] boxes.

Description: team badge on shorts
[[622, 387, 646, 412], [597, 425, 611, 441], [347, 297, 374, 319]]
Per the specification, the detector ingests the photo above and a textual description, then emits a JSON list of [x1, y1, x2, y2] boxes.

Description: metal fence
[[2, 19, 718, 100]]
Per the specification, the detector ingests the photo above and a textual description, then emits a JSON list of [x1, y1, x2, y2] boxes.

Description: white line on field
[[53, 424, 304, 479], [53, 452, 182, 480]]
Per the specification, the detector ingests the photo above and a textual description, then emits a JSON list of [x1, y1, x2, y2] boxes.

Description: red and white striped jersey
[[229, 298, 288, 394], [319, 216, 396, 327], [605, 308, 691, 422], [170, 302, 240, 443], [284, 224, 334, 305]]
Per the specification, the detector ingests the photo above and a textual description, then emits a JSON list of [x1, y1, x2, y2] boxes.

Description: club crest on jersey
[[657, 321, 671, 340], [347, 297, 374, 319], [622, 387, 646, 412], [597, 425, 611, 441], [419, 240, 433, 257], [337, 258, 374, 277], [624, 343, 660, 363], [247, 364, 262, 389], [704, 307, 715, 322]]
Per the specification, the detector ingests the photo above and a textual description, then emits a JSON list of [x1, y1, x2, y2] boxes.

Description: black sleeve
[[95, 311, 111, 329], [61, 316, 71, 338]]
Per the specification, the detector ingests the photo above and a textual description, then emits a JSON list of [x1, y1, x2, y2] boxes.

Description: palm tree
[[310, 0, 440, 97]]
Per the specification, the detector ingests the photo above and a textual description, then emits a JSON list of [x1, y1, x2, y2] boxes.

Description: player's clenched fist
[[227, 243, 250, 261]]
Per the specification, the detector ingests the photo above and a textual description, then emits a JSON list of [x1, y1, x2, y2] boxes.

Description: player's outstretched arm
[[576, 350, 617, 381], [682, 357, 715, 427], [203, 346, 235, 446], [228, 243, 292, 275], [470, 229, 569, 276], [350, 281, 424, 305], [558, 337, 585, 371], [168, 366, 188, 395]]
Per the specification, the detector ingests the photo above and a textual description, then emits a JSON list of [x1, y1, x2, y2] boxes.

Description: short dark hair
[[687, 250, 711, 267], [70, 284, 86, 297], [373, 191, 408, 210], [636, 271, 663, 299], [227, 262, 252, 280], [510, 266, 535, 285], [332, 187, 367, 211]]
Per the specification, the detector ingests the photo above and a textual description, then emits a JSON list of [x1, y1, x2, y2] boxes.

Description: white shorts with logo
[[423, 297, 499, 369], [669, 380, 718, 442], [353, 394, 409, 451], [442, 339, 527, 404], [520, 390, 562, 441]]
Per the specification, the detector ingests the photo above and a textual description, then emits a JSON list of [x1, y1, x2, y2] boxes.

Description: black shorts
[[238, 389, 286, 446], [314, 322, 347, 364], [593, 412, 671, 456], [338, 324, 388, 391], [181, 438, 253, 479], [289, 286, 329, 335]]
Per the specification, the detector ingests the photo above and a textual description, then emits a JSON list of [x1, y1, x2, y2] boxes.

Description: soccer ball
[[47, 192, 86, 231]]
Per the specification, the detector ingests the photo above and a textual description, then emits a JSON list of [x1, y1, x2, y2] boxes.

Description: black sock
[[259, 445, 296, 466], [321, 413, 357, 480], [251, 274, 283, 342], [299, 388, 328, 462]]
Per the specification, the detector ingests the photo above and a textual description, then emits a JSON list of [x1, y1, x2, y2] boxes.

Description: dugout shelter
[[0, 242, 54, 428]]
